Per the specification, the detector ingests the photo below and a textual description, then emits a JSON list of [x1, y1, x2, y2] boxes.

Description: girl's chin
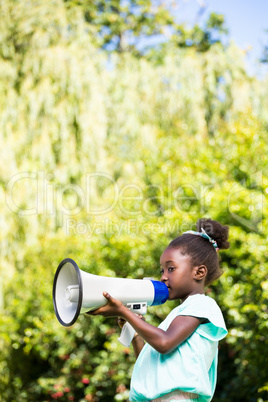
[[167, 292, 175, 300], [167, 291, 181, 301]]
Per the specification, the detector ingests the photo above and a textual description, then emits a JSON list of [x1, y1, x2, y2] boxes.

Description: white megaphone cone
[[53, 258, 169, 331]]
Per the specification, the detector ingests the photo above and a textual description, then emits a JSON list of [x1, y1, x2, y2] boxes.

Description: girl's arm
[[88, 292, 202, 354], [132, 333, 145, 358]]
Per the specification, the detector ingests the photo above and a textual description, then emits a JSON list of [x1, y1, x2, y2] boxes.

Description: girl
[[88, 218, 229, 401]]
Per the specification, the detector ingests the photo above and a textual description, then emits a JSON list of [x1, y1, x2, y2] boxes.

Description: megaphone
[[53, 258, 169, 328]]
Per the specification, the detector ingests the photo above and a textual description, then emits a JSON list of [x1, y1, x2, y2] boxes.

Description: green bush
[[0, 1, 268, 401]]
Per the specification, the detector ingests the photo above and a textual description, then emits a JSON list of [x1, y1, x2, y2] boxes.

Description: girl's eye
[[160, 267, 175, 275]]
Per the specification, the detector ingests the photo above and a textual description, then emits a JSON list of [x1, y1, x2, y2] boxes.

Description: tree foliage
[[64, 0, 176, 53], [63, 0, 228, 56], [0, 1, 268, 401]]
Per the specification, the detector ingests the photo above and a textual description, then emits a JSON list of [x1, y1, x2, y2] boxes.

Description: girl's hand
[[117, 314, 144, 329], [117, 315, 145, 358], [117, 317, 126, 329], [87, 292, 125, 318]]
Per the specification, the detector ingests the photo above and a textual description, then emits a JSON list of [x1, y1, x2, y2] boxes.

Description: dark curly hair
[[168, 218, 230, 285]]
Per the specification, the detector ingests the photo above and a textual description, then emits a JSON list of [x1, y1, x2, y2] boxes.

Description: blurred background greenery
[[0, 0, 267, 401]]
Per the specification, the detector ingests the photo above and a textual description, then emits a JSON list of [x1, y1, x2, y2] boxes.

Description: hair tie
[[182, 228, 219, 251]]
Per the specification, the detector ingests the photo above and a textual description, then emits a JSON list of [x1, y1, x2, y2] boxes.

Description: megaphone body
[[53, 258, 169, 328]]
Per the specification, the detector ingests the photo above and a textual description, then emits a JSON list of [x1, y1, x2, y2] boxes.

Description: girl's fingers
[[117, 317, 126, 328]]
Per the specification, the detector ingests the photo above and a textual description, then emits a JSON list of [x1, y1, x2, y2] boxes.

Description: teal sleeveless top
[[129, 294, 227, 402]]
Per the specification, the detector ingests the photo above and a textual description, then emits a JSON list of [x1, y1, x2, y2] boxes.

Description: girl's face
[[160, 247, 200, 301]]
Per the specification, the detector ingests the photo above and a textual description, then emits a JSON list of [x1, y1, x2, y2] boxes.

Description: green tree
[[171, 12, 228, 52], [0, 0, 268, 401], [64, 0, 176, 53], [63, 1, 228, 57]]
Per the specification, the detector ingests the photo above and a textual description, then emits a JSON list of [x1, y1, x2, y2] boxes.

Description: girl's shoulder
[[161, 294, 227, 341], [172, 293, 219, 314], [184, 293, 219, 308], [178, 293, 224, 320]]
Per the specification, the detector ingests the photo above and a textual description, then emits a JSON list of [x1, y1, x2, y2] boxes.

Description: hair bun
[[196, 218, 230, 250]]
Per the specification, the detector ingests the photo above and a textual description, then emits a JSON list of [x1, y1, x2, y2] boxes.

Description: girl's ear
[[193, 265, 207, 281]]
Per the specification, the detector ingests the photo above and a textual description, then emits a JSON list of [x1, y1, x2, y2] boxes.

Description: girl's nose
[[161, 272, 168, 283]]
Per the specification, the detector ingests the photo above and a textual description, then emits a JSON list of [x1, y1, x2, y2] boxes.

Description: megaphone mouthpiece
[[150, 280, 170, 306]]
